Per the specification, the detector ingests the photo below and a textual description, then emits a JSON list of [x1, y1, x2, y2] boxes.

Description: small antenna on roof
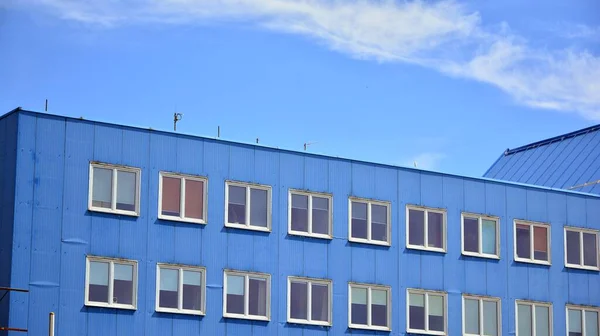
[[304, 142, 318, 151], [256, 138, 259, 144], [45, 99, 48, 112], [173, 113, 183, 131], [414, 161, 418, 168]]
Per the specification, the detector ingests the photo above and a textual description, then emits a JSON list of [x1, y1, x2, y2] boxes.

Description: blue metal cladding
[[1, 110, 599, 335], [484, 123, 600, 194]]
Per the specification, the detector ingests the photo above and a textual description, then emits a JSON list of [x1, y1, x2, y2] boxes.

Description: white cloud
[[403, 152, 446, 171], [16, 0, 600, 119]]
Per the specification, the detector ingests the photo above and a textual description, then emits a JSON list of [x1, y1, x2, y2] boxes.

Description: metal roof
[[484, 123, 600, 194]]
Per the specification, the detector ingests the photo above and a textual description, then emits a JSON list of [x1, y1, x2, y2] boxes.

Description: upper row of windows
[[88, 162, 600, 271]]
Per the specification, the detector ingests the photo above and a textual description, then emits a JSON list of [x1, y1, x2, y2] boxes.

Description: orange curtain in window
[[533, 226, 548, 253], [185, 179, 204, 220], [162, 177, 181, 216]]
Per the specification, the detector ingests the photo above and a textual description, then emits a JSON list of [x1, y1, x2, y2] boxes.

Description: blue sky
[[1, 0, 599, 176]]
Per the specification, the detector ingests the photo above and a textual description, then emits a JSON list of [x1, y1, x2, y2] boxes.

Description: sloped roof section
[[484, 123, 600, 194]]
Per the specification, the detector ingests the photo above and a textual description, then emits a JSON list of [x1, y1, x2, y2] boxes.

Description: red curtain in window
[[534, 226, 548, 253], [185, 179, 204, 220], [162, 177, 181, 216]]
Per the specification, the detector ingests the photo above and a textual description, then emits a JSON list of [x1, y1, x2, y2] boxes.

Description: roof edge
[[505, 123, 600, 156], [0, 107, 22, 121]]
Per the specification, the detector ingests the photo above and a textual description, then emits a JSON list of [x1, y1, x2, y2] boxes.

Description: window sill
[[287, 318, 331, 327], [158, 215, 207, 225], [156, 307, 205, 316], [406, 245, 446, 253], [88, 206, 139, 217], [461, 251, 500, 260], [349, 324, 390, 332], [288, 230, 333, 240], [565, 264, 600, 271], [223, 313, 270, 322], [349, 237, 391, 247], [514, 257, 551, 266], [406, 328, 446, 335], [225, 222, 271, 233], [85, 302, 137, 310]]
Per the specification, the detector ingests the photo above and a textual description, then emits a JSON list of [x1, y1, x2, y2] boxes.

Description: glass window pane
[[483, 300, 498, 336], [569, 309, 582, 333], [113, 264, 133, 305], [184, 179, 204, 220], [586, 311, 599, 336], [351, 202, 368, 240], [351, 287, 367, 325], [371, 289, 387, 327], [290, 281, 308, 320], [291, 194, 309, 233], [228, 186, 246, 225], [226, 275, 245, 314], [182, 270, 202, 311], [533, 226, 548, 261], [88, 261, 109, 303], [311, 283, 329, 322], [428, 295, 444, 332], [517, 304, 532, 336], [583, 232, 598, 267], [409, 209, 425, 246], [409, 293, 425, 330], [567, 230, 581, 265], [159, 268, 178, 309], [535, 305, 550, 336], [250, 188, 268, 228], [371, 204, 388, 242], [516, 224, 531, 259], [161, 177, 181, 217], [92, 167, 112, 208], [249, 278, 267, 316], [464, 217, 479, 253], [464, 298, 479, 334], [312, 197, 330, 235], [482, 219, 497, 255], [428, 212, 444, 249], [116, 170, 137, 211]]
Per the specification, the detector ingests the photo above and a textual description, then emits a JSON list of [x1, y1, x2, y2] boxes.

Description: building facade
[[1, 109, 599, 335]]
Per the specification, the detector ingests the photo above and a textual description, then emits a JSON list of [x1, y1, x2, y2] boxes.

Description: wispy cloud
[[16, 0, 600, 119], [403, 152, 446, 171]]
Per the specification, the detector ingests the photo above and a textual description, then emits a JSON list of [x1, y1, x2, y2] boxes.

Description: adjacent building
[[1, 108, 599, 335]]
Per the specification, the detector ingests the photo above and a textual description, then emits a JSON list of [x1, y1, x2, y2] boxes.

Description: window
[[463, 295, 501, 336], [89, 162, 141, 216], [225, 181, 271, 232], [223, 270, 270, 321], [158, 172, 207, 224], [85, 256, 137, 309], [514, 220, 551, 265], [565, 227, 599, 271], [288, 190, 332, 238], [349, 283, 391, 331], [407, 289, 447, 335], [406, 206, 447, 252], [567, 305, 600, 336], [349, 198, 391, 246], [515, 301, 552, 336], [462, 213, 500, 259], [287, 277, 332, 326], [156, 264, 206, 315]]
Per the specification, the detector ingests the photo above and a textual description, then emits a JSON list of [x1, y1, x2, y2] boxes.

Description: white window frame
[[566, 304, 600, 336], [225, 181, 272, 232], [158, 172, 208, 224], [564, 227, 600, 271], [406, 288, 448, 336], [348, 282, 392, 331], [287, 276, 332, 326], [348, 197, 391, 246], [514, 300, 553, 336], [513, 220, 551, 265], [84, 256, 138, 310], [88, 162, 141, 216], [223, 270, 271, 321], [406, 205, 447, 253], [155, 263, 206, 316], [462, 294, 502, 336], [288, 189, 333, 239], [461, 213, 501, 259]]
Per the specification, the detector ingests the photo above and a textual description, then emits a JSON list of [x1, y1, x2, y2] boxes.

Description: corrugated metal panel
[[5, 111, 600, 336], [485, 124, 600, 195]]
